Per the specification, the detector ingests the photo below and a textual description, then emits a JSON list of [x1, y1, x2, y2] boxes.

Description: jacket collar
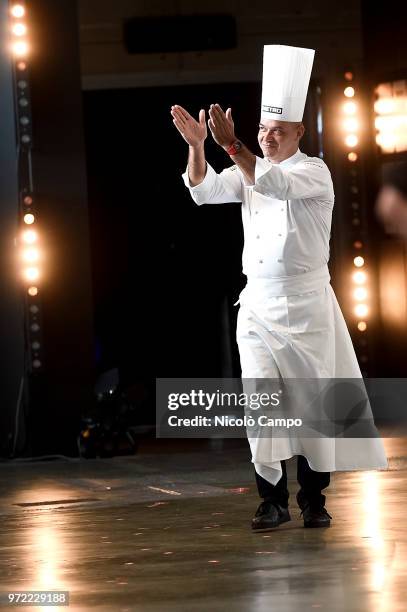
[[279, 149, 306, 166], [264, 149, 306, 166]]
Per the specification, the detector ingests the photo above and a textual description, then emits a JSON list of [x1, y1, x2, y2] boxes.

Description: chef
[[171, 44, 387, 531]]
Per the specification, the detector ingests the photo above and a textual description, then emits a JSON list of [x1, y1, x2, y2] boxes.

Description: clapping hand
[[171, 105, 207, 147], [208, 104, 235, 148]]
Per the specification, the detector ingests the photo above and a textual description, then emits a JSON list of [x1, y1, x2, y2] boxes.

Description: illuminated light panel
[[344, 118, 359, 132], [375, 82, 407, 154], [345, 134, 358, 147], [24, 267, 39, 281], [354, 287, 368, 301], [354, 256, 365, 267], [375, 132, 398, 151], [358, 321, 367, 332], [12, 23, 27, 36], [17, 61, 26, 70], [354, 240, 363, 249], [343, 101, 357, 115], [374, 115, 407, 130], [23, 213, 35, 224], [11, 4, 25, 18], [344, 71, 353, 81], [348, 152, 358, 162], [12, 40, 28, 56], [28, 286, 38, 296], [22, 229, 37, 243], [355, 303, 368, 317], [24, 195, 33, 205], [344, 86, 355, 98], [353, 270, 367, 284], [22, 248, 39, 263], [374, 98, 395, 115]]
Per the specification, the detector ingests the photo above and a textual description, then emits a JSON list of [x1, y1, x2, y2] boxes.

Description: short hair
[[382, 161, 407, 198]]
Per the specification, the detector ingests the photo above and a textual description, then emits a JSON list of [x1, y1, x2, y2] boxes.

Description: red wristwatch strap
[[226, 140, 242, 156]]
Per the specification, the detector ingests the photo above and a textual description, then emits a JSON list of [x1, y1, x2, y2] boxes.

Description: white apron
[[182, 150, 388, 485], [236, 264, 388, 485]]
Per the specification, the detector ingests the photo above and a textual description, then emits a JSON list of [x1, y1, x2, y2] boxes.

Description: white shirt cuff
[[182, 162, 217, 192], [254, 156, 274, 183]]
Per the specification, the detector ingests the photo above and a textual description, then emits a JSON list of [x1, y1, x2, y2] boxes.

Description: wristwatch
[[226, 140, 242, 156]]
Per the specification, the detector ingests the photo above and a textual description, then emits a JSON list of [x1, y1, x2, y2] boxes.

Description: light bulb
[[24, 267, 39, 281], [12, 41, 28, 56], [343, 101, 357, 115], [345, 134, 358, 147], [353, 270, 367, 284], [354, 303, 368, 317], [354, 287, 367, 301], [23, 213, 35, 224], [22, 248, 39, 263], [11, 4, 25, 18], [344, 118, 359, 132], [12, 23, 27, 36], [353, 256, 365, 268], [22, 229, 37, 243]]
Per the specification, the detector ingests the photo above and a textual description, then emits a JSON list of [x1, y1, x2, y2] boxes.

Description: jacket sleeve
[[182, 162, 243, 205], [253, 157, 334, 204]]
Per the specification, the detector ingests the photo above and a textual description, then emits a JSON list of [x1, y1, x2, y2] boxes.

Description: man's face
[[257, 119, 304, 162]]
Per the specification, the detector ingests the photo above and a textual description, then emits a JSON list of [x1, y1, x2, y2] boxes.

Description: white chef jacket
[[182, 149, 387, 484], [182, 149, 334, 278]]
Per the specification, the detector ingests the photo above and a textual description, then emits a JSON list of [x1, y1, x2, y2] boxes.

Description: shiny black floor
[[0, 438, 406, 611]]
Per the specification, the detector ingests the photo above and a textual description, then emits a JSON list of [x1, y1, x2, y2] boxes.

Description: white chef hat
[[261, 45, 315, 122]]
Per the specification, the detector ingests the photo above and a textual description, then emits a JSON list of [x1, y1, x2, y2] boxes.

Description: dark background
[[83, 82, 323, 383], [1, 0, 407, 456]]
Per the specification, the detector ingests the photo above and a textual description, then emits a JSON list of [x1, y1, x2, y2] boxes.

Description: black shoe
[[300, 505, 332, 528], [251, 501, 291, 532]]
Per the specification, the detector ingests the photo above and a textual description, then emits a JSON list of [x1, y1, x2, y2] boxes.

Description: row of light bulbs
[[352, 255, 368, 331], [341, 74, 369, 333], [10, 3, 40, 297], [22, 220, 40, 297], [342, 73, 359, 160], [11, 3, 42, 370], [10, 4, 29, 57]]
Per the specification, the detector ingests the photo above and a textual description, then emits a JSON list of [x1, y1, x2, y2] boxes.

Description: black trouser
[[255, 456, 330, 509]]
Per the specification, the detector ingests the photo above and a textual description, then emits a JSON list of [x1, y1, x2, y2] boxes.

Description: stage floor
[[0, 437, 406, 611]]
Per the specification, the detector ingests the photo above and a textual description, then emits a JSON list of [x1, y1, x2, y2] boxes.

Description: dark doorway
[[83, 81, 321, 387]]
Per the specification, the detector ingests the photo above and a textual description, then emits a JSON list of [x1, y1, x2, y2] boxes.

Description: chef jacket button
[[277, 258, 282, 262], [278, 233, 282, 237], [259, 259, 263, 264], [280, 208, 284, 211], [256, 235, 260, 239], [255, 211, 259, 215]]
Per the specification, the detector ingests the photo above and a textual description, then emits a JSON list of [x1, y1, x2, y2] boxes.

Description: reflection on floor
[[0, 437, 406, 612]]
